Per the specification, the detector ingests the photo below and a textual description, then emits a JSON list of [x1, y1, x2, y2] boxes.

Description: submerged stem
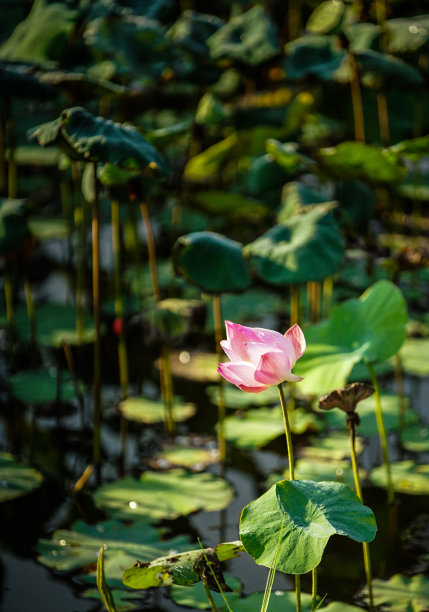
[[368, 364, 395, 503]]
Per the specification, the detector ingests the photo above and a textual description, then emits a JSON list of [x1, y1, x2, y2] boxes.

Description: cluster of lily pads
[[1, 0, 429, 611]]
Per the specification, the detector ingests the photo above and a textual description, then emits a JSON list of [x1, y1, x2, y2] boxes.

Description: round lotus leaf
[[94, 469, 234, 520], [319, 141, 406, 183], [356, 50, 424, 89], [386, 17, 429, 54], [0, 452, 43, 503], [321, 604, 363, 612], [399, 338, 429, 377], [265, 140, 314, 174], [266, 459, 360, 489], [224, 407, 287, 450], [346, 22, 382, 52], [9, 369, 79, 405], [0, 199, 29, 256], [240, 479, 376, 574], [295, 280, 408, 394], [278, 181, 332, 222], [401, 425, 429, 452], [173, 231, 251, 294], [150, 445, 219, 470], [302, 431, 363, 461], [370, 460, 429, 495], [369, 574, 429, 611], [244, 203, 344, 285], [306, 0, 347, 35], [167, 10, 224, 57], [171, 574, 241, 610], [0, 0, 78, 65], [168, 351, 219, 383], [207, 5, 279, 66], [119, 396, 196, 424], [284, 34, 346, 81]]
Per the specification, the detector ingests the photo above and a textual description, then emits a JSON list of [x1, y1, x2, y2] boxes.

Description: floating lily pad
[[150, 445, 219, 470], [370, 460, 429, 495], [223, 590, 313, 612], [244, 203, 344, 285], [318, 392, 415, 437], [295, 280, 408, 394], [400, 425, 429, 452], [123, 541, 244, 589], [81, 588, 141, 611], [293, 458, 360, 488], [37, 519, 191, 586], [206, 383, 279, 409], [368, 573, 429, 611], [240, 479, 376, 574], [207, 5, 279, 66], [224, 407, 287, 450], [321, 604, 363, 612], [319, 142, 406, 183], [302, 431, 363, 461], [94, 469, 234, 521], [0, 453, 43, 503], [284, 34, 346, 81], [399, 338, 429, 377], [9, 369, 79, 405], [386, 17, 429, 54], [171, 574, 241, 609], [173, 231, 251, 294], [119, 396, 196, 425], [168, 351, 219, 383]]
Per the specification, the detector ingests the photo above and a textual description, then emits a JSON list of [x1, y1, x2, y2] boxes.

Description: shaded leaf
[[400, 425, 429, 452], [9, 369, 79, 405], [171, 574, 241, 610], [0, 453, 43, 503], [284, 34, 346, 81], [81, 588, 140, 612]]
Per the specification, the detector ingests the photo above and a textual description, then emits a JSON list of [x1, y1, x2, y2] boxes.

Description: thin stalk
[[139, 201, 161, 302], [348, 53, 366, 143], [295, 576, 302, 612], [72, 162, 86, 343], [368, 363, 395, 503], [202, 578, 217, 612], [112, 201, 129, 399], [5, 97, 17, 198], [311, 567, 318, 612], [97, 546, 117, 612], [63, 341, 85, 428], [161, 344, 175, 434], [213, 294, 226, 464], [0, 112, 6, 193], [322, 277, 333, 319], [24, 278, 37, 359], [394, 353, 406, 431], [308, 281, 321, 323], [349, 423, 374, 611], [92, 162, 102, 478], [277, 383, 295, 480], [377, 92, 390, 146], [290, 284, 299, 327]]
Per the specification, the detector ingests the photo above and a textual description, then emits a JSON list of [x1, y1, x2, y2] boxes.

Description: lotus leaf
[[368, 573, 429, 611], [173, 231, 251, 294], [265, 140, 314, 174], [206, 383, 279, 409], [81, 588, 140, 611], [191, 191, 268, 221], [119, 396, 195, 424], [346, 22, 382, 52], [37, 518, 192, 586], [245, 154, 294, 206], [277, 180, 333, 221], [386, 17, 429, 54], [167, 10, 224, 57], [194, 93, 228, 126], [39, 70, 128, 100], [306, 0, 348, 35], [122, 541, 244, 588], [400, 425, 429, 452], [175, 586, 313, 611], [302, 431, 363, 461], [356, 50, 425, 88], [145, 298, 204, 343], [240, 479, 376, 574], [168, 351, 219, 383], [266, 459, 358, 489], [399, 338, 429, 376], [28, 217, 70, 241], [13, 146, 60, 167], [0, 453, 43, 503], [370, 460, 429, 495], [284, 35, 346, 81], [207, 5, 279, 66], [0, 0, 78, 64], [94, 469, 234, 520], [244, 203, 344, 285], [295, 280, 408, 394], [224, 407, 286, 450], [9, 369, 79, 405], [171, 574, 241, 609], [151, 445, 219, 470], [319, 141, 406, 183]]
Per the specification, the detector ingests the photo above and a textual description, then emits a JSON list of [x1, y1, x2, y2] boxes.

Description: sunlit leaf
[[171, 574, 241, 609], [368, 573, 429, 611], [0, 453, 43, 503], [370, 460, 429, 495], [119, 396, 195, 424], [150, 445, 219, 470], [399, 338, 429, 377], [400, 425, 429, 452], [306, 0, 348, 35]]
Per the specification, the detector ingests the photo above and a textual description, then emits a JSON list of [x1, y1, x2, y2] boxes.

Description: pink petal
[[217, 361, 266, 390], [285, 324, 306, 360], [253, 351, 293, 386], [245, 341, 282, 366], [223, 321, 259, 361]]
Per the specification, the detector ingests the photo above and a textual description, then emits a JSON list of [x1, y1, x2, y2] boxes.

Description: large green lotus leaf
[[318, 392, 415, 437], [399, 338, 429, 377], [370, 460, 429, 495], [266, 459, 358, 489], [368, 573, 429, 611], [207, 5, 279, 66], [167, 10, 224, 57], [123, 541, 244, 588], [173, 231, 251, 294], [240, 479, 376, 574], [356, 50, 425, 88], [206, 382, 279, 409], [346, 22, 382, 52], [119, 396, 195, 424], [245, 154, 294, 206], [265, 140, 314, 174], [278, 181, 332, 222], [94, 469, 234, 520], [400, 425, 429, 452], [0, 0, 78, 64], [319, 141, 406, 183], [244, 204, 344, 285], [0, 199, 29, 256], [13, 302, 95, 347], [294, 280, 408, 394], [81, 588, 141, 611], [171, 574, 241, 609], [37, 519, 191, 586], [0, 453, 43, 503], [284, 34, 346, 81], [386, 17, 429, 54], [29, 107, 169, 172], [224, 407, 286, 450], [9, 369, 78, 405]]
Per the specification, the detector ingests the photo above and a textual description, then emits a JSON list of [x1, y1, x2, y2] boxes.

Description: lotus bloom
[[217, 321, 306, 393]]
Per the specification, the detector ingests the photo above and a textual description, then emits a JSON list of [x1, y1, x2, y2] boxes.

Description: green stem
[[348, 52, 366, 143], [162, 343, 175, 434], [140, 201, 161, 302], [213, 294, 226, 464], [97, 546, 117, 612], [368, 363, 394, 504], [349, 423, 374, 611], [394, 353, 406, 431], [278, 383, 295, 480], [322, 277, 333, 318], [295, 575, 302, 612], [72, 162, 86, 344], [92, 162, 102, 478], [5, 96, 17, 198], [377, 91, 390, 146], [311, 567, 317, 612], [202, 577, 217, 612], [112, 201, 129, 399]]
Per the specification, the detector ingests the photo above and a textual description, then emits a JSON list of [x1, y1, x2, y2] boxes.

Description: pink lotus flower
[[217, 321, 306, 393]]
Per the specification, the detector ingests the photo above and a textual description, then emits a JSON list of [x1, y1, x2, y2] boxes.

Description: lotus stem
[[112, 200, 129, 399], [202, 577, 217, 612], [5, 97, 17, 198], [311, 567, 317, 612], [377, 92, 390, 146], [322, 277, 333, 318], [290, 284, 299, 327], [368, 363, 395, 503], [349, 421, 374, 611], [161, 344, 175, 434], [72, 162, 86, 344], [277, 383, 295, 481], [348, 52, 366, 143], [213, 293, 226, 464], [92, 162, 102, 479], [97, 546, 117, 612]]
